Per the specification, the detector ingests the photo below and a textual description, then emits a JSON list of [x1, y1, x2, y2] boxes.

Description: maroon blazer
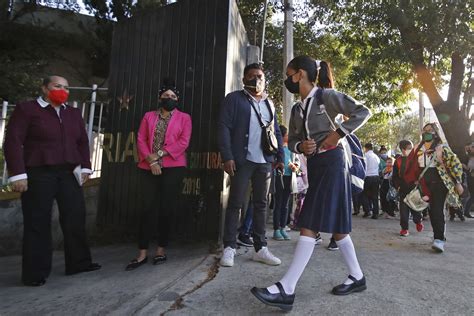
[[4, 99, 91, 177]]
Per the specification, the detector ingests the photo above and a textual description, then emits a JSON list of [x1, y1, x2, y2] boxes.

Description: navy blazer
[[217, 90, 284, 167]]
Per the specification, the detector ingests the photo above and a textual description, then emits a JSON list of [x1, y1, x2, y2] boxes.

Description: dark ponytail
[[287, 55, 334, 88]]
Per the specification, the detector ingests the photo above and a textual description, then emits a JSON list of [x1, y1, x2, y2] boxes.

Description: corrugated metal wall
[[97, 0, 252, 241]]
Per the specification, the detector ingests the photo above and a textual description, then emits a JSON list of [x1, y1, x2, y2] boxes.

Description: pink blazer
[[137, 109, 192, 170]]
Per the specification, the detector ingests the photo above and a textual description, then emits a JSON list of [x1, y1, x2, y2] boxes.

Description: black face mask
[[159, 98, 178, 111], [284, 74, 299, 94]]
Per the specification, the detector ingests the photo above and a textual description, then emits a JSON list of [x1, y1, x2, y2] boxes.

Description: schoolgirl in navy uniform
[[251, 56, 371, 311]]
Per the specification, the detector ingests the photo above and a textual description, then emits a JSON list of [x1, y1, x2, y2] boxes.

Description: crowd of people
[[4, 57, 472, 313]]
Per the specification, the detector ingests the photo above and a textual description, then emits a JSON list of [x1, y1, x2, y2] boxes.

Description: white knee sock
[[267, 236, 315, 295], [336, 235, 363, 284]]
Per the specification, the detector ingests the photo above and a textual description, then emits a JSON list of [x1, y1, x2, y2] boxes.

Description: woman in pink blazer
[[126, 79, 192, 271]]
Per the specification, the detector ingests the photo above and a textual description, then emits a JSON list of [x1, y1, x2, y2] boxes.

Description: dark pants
[[352, 192, 362, 214], [362, 176, 380, 215], [21, 166, 92, 283], [380, 179, 396, 215], [425, 169, 448, 241], [399, 190, 422, 230], [138, 167, 185, 249], [238, 196, 253, 236], [273, 175, 292, 230], [223, 161, 271, 251], [464, 175, 474, 215]]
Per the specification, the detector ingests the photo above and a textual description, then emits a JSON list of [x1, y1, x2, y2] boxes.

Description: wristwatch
[[157, 149, 165, 158]]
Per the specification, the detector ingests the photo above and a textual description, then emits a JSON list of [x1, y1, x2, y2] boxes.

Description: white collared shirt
[[365, 150, 380, 176]]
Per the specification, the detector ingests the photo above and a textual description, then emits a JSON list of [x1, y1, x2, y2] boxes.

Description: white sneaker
[[432, 239, 445, 253], [252, 247, 281, 266], [220, 247, 236, 267]]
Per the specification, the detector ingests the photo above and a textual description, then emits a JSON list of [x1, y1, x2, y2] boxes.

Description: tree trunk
[[389, 6, 470, 158]]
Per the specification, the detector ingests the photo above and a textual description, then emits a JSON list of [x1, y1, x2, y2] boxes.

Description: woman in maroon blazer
[[4, 76, 101, 286]]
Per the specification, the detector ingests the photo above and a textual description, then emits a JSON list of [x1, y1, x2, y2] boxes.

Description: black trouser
[[352, 192, 362, 214], [137, 167, 186, 249], [464, 175, 474, 215], [399, 189, 422, 230], [380, 179, 396, 215], [424, 169, 448, 241], [223, 161, 271, 251], [21, 165, 92, 283], [362, 176, 380, 215], [273, 175, 292, 230]]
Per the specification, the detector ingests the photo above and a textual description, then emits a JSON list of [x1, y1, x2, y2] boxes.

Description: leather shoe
[[125, 257, 148, 271], [250, 282, 294, 311], [332, 275, 367, 295], [153, 254, 167, 265], [66, 262, 102, 275], [465, 213, 474, 218], [23, 279, 46, 287]]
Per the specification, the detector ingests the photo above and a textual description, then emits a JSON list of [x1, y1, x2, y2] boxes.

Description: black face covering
[[284, 75, 299, 94], [159, 98, 178, 111]]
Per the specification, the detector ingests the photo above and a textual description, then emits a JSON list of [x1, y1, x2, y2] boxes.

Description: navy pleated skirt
[[297, 147, 352, 234]]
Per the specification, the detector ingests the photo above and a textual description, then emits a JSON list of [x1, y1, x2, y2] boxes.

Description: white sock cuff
[[335, 235, 352, 246], [299, 236, 316, 243]]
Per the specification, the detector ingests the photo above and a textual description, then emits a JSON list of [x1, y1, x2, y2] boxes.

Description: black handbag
[[246, 96, 278, 155]]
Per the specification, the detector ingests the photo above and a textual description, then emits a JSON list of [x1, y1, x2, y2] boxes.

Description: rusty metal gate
[[97, 0, 256, 241]]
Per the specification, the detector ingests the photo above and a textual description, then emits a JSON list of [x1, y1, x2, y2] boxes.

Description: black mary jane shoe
[[23, 279, 46, 287], [332, 275, 367, 296], [153, 254, 167, 265], [125, 257, 148, 271], [250, 282, 295, 312]]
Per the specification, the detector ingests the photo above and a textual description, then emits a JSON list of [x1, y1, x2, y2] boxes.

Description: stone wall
[[0, 180, 100, 256]]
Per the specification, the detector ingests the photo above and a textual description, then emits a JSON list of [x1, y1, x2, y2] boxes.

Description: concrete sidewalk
[[0, 243, 216, 315], [1, 216, 473, 315], [170, 216, 474, 315]]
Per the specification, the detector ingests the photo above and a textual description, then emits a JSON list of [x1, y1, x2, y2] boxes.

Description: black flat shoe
[[66, 263, 102, 275], [250, 282, 294, 311], [125, 257, 148, 271], [23, 279, 46, 287], [465, 213, 474, 218], [153, 254, 167, 265], [332, 275, 367, 295]]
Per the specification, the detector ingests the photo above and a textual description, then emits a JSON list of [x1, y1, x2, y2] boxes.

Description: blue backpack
[[315, 89, 366, 195]]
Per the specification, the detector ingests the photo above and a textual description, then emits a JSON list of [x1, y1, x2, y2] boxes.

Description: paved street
[[1, 215, 473, 315]]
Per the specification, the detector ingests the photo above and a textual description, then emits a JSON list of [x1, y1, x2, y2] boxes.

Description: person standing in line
[[362, 143, 381, 219], [462, 142, 474, 218], [379, 156, 397, 218], [218, 63, 284, 267], [393, 140, 424, 237], [4, 75, 101, 286], [125, 79, 192, 270], [251, 56, 371, 311], [273, 125, 300, 241]]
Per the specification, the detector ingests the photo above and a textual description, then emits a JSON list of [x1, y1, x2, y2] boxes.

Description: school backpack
[[315, 89, 367, 195]]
